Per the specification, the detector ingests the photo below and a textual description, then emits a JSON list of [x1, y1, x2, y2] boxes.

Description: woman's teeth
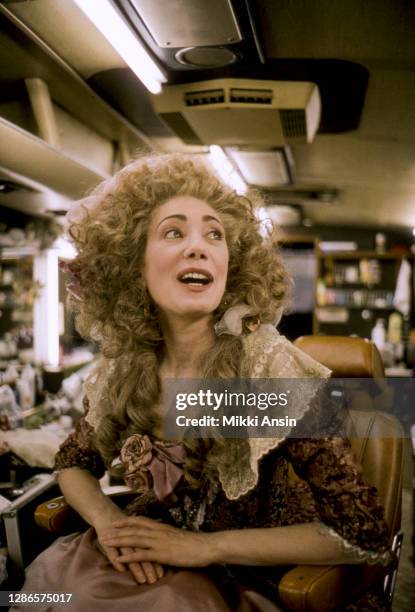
[[180, 272, 211, 285]]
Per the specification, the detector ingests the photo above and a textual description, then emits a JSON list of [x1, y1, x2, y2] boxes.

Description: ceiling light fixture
[[255, 205, 301, 234], [73, 0, 166, 94], [227, 148, 295, 187], [208, 145, 247, 194]]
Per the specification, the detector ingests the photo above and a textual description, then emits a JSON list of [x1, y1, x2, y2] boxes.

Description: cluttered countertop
[[0, 358, 95, 501]]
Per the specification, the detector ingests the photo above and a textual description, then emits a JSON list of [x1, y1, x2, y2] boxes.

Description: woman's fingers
[[139, 561, 160, 584], [112, 516, 167, 530], [117, 550, 155, 564], [102, 527, 152, 539], [102, 533, 154, 548], [120, 547, 163, 584], [154, 562, 164, 578], [121, 547, 147, 584], [103, 545, 125, 572], [101, 526, 154, 543]]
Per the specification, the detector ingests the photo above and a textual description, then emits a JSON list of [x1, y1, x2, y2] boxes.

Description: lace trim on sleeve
[[317, 523, 392, 566]]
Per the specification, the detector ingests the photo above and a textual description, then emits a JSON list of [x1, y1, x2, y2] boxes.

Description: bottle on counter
[[388, 312, 404, 363], [316, 279, 327, 306], [388, 312, 402, 343], [0, 385, 22, 430], [23, 364, 36, 403], [17, 364, 36, 410], [371, 318, 386, 352]]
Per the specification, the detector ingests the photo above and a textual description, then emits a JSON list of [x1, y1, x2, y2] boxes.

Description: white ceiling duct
[[151, 78, 321, 147]]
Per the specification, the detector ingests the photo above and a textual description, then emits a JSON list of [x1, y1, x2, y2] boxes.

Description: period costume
[[18, 325, 391, 611]]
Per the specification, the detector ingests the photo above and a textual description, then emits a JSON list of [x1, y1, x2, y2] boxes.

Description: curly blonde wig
[[67, 153, 291, 487]]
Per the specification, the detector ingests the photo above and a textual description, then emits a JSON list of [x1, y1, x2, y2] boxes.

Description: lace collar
[[84, 324, 331, 500], [216, 324, 331, 499]]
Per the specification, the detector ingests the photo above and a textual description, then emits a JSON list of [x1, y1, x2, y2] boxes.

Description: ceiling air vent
[[151, 78, 321, 147], [229, 88, 273, 104], [184, 89, 225, 106], [280, 110, 307, 139]]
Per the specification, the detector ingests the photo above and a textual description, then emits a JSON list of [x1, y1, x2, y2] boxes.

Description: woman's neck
[[160, 315, 215, 378]]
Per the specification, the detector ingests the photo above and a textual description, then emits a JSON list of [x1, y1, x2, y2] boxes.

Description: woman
[[19, 154, 391, 611]]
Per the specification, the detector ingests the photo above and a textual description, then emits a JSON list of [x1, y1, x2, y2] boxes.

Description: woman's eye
[[208, 229, 223, 240], [164, 228, 182, 239]]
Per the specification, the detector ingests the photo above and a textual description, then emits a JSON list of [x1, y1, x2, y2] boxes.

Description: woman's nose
[[183, 234, 207, 259]]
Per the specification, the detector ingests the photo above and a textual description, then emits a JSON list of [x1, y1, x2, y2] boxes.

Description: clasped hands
[[99, 516, 217, 585]]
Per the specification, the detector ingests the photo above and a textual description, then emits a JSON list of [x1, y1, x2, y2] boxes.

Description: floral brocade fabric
[[54, 397, 105, 479]]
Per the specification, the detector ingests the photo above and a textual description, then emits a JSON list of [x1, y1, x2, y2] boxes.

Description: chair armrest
[[278, 563, 385, 612], [35, 496, 86, 534], [35, 486, 134, 534]]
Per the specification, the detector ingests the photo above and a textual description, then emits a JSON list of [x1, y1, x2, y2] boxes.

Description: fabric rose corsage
[[117, 434, 186, 501]]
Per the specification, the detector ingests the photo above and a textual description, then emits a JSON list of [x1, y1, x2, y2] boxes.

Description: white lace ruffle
[[317, 522, 392, 566], [216, 324, 331, 500], [83, 357, 115, 429]]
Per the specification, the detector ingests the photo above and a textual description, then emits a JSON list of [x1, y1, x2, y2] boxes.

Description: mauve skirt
[[14, 528, 283, 611]]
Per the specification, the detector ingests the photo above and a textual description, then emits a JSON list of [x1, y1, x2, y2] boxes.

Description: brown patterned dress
[[19, 327, 392, 611], [19, 397, 392, 612]]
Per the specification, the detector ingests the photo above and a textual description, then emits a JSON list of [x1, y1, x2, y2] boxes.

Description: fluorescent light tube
[[34, 250, 60, 366], [54, 236, 77, 260], [208, 145, 247, 194], [73, 0, 166, 94]]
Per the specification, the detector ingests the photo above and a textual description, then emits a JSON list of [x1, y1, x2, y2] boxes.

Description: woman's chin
[[164, 301, 219, 320]]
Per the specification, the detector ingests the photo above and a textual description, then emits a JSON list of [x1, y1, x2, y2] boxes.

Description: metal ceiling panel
[[128, 0, 242, 47]]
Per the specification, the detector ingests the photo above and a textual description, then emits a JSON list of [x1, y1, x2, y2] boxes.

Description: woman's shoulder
[[242, 324, 331, 379]]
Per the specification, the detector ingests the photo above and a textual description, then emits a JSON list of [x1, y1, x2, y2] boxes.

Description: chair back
[[293, 335, 403, 539], [293, 335, 385, 377], [348, 410, 404, 538]]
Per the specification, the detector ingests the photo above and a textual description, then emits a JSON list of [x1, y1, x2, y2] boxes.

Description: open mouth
[[177, 271, 213, 286]]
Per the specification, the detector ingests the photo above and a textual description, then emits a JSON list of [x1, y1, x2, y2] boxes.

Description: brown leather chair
[[293, 335, 385, 378], [35, 336, 404, 611], [275, 335, 404, 610]]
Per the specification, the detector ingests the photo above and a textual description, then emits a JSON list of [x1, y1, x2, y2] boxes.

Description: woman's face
[[143, 196, 229, 320]]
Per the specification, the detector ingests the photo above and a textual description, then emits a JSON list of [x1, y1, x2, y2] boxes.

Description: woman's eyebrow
[[156, 213, 223, 228], [157, 214, 186, 228], [203, 214, 224, 226]]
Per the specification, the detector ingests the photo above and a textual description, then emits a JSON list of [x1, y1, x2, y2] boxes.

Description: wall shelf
[[316, 250, 410, 259], [314, 251, 413, 344]]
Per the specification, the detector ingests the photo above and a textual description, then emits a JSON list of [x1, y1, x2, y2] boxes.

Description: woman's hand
[[100, 516, 217, 567], [94, 514, 164, 584]]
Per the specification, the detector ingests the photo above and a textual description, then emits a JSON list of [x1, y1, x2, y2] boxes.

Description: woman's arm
[[54, 399, 164, 585], [105, 435, 391, 569], [208, 521, 366, 566], [57, 467, 124, 529], [282, 436, 390, 560], [103, 516, 372, 567], [58, 469, 162, 583]]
